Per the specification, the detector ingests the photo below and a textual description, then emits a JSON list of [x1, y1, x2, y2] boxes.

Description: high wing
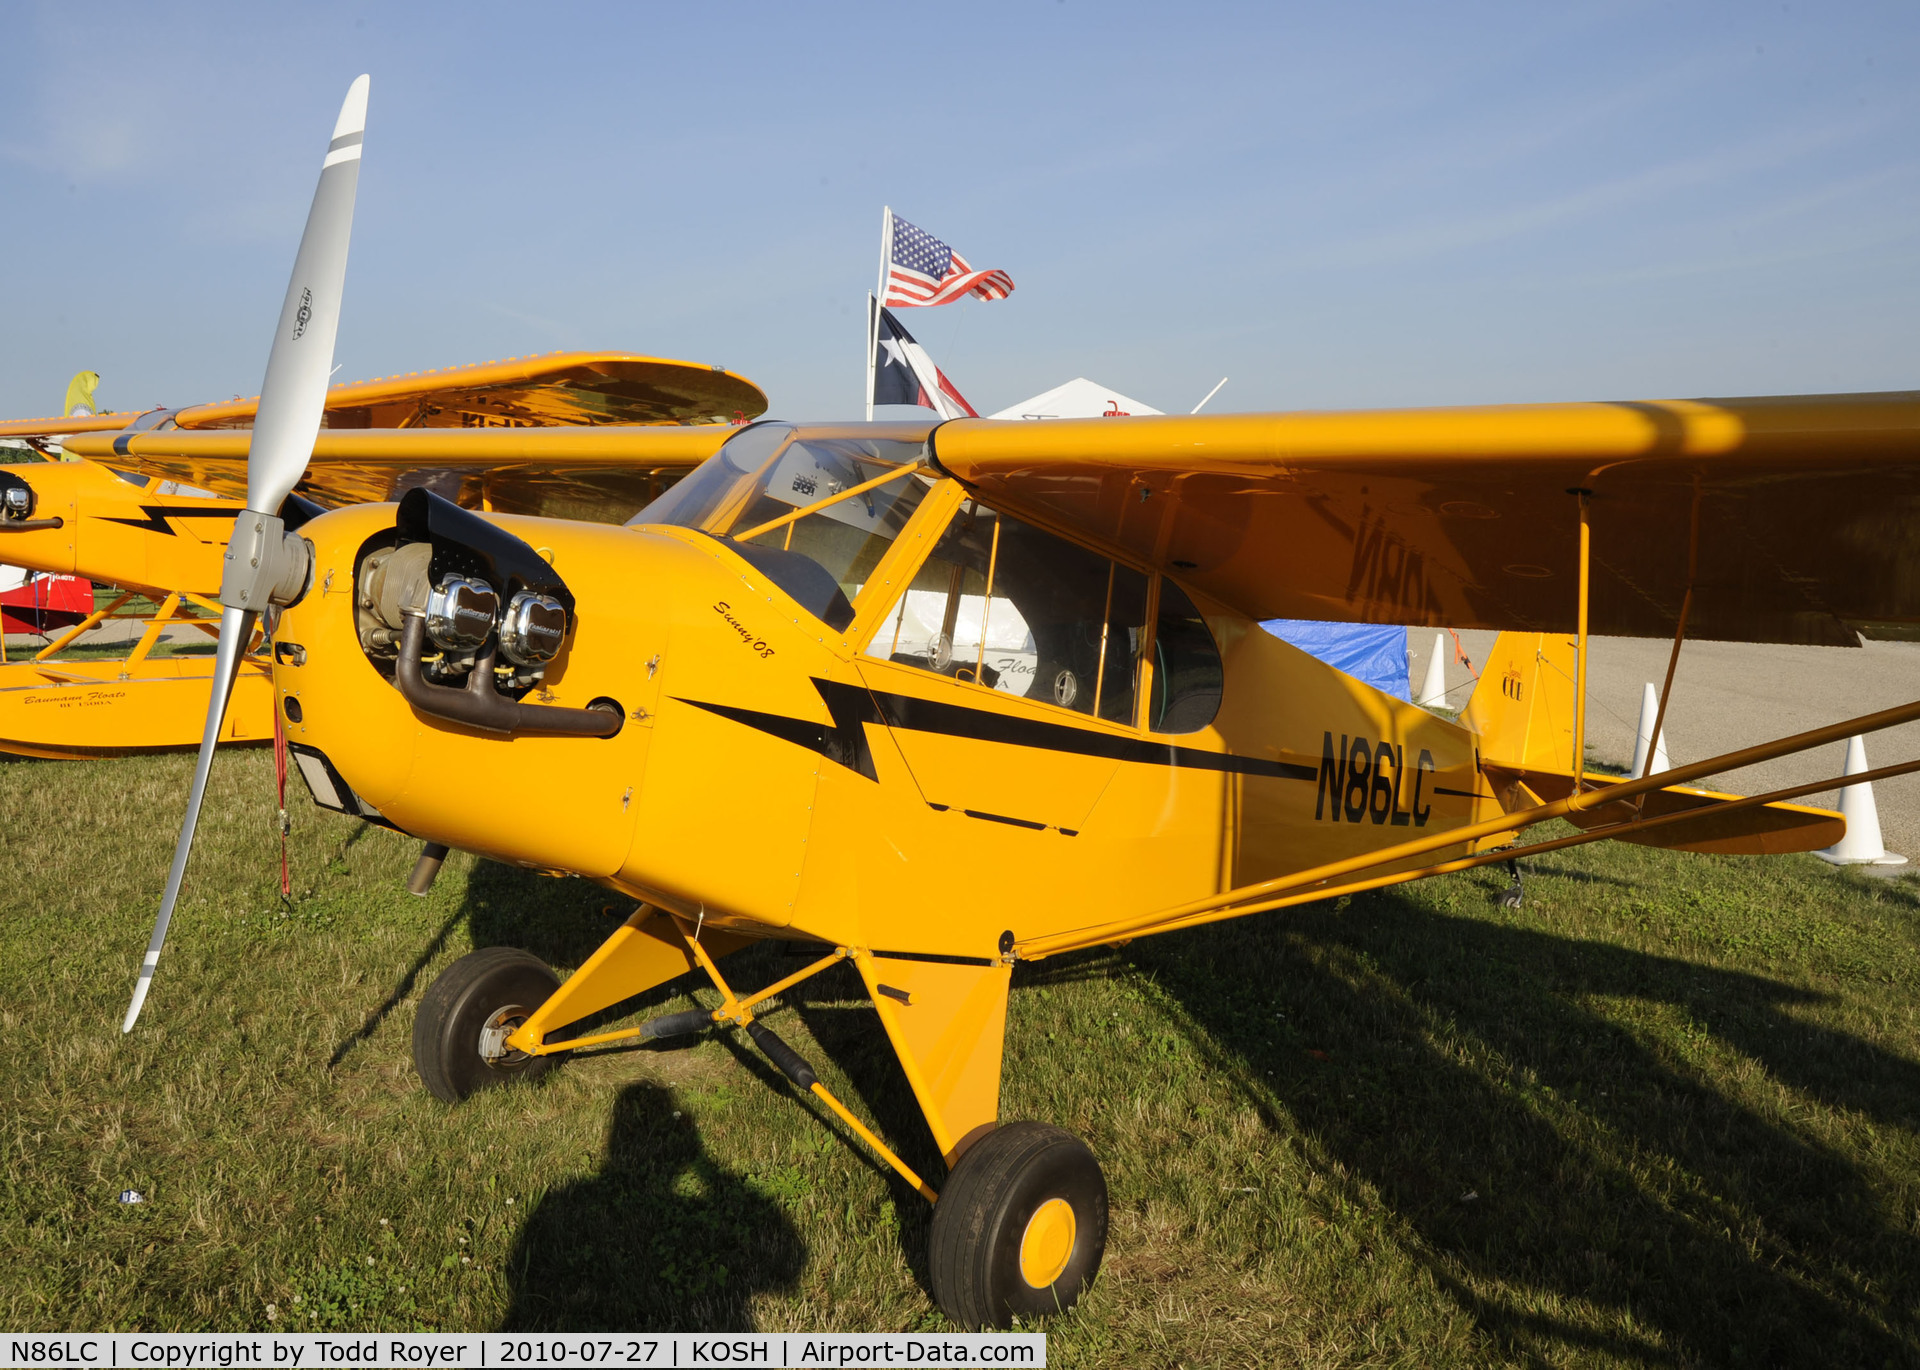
[[63, 424, 735, 523], [0, 412, 147, 441], [167, 352, 765, 430], [0, 351, 765, 441], [930, 391, 1920, 647]]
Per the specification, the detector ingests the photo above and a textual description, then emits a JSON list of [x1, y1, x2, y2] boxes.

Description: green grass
[[3, 749, 1919, 1365]]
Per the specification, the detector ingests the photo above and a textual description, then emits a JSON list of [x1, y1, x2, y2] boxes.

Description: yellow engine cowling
[[275, 502, 847, 931]]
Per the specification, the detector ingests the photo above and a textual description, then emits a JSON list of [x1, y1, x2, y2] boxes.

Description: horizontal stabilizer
[[1483, 761, 1844, 855]]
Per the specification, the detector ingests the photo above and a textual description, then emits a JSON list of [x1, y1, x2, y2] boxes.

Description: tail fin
[[1463, 630, 1846, 855], [1461, 631, 1581, 772]]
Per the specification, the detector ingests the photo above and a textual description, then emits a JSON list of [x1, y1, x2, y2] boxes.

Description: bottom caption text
[[2, 1335, 1044, 1369]]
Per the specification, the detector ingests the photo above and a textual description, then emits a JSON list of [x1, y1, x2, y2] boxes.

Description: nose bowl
[[0, 468, 63, 532]]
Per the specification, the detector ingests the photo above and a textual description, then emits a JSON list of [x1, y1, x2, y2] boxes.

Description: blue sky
[[2, 1, 1916, 421]]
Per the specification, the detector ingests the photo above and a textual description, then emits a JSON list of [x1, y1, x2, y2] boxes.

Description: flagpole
[[865, 293, 878, 422], [868, 207, 892, 422]]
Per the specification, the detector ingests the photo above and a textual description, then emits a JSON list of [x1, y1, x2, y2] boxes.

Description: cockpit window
[[630, 423, 933, 622], [1149, 578, 1223, 733], [730, 441, 931, 602], [868, 498, 1148, 722]]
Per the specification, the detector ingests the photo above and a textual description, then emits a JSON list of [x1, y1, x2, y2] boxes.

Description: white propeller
[[123, 75, 370, 1034]]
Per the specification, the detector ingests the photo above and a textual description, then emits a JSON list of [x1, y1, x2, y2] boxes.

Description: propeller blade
[[122, 607, 257, 1033], [248, 73, 369, 516], [122, 76, 369, 1034]]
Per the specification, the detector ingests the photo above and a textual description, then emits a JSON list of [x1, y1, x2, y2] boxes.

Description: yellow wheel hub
[[1018, 1197, 1076, 1289]]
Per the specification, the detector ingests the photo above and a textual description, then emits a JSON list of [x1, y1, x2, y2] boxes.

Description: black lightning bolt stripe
[[868, 686, 1319, 780], [675, 676, 1318, 783], [95, 506, 238, 537], [678, 678, 883, 780]]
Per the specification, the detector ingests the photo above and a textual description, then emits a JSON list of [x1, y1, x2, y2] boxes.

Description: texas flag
[[870, 305, 978, 419]]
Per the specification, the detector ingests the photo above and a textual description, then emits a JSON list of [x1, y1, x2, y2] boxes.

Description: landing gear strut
[[408, 931, 1112, 1328], [1496, 856, 1524, 908]]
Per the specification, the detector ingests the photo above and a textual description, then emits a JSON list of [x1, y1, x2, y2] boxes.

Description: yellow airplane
[[0, 356, 764, 759], [112, 77, 1920, 1329]]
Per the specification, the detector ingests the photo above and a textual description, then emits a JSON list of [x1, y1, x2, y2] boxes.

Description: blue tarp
[[1259, 620, 1410, 700]]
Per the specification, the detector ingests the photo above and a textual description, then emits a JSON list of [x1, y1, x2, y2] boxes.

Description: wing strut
[[1571, 488, 1591, 790], [1078, 751, 1920, 953], [1016, 692, 1920, 959], [1638, 487, 1701, 805]]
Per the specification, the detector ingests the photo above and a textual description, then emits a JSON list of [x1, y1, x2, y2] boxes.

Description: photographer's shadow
[[502, 1081, 804, 1331]]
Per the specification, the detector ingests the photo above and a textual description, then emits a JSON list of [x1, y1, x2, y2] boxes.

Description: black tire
[[928, 1121, 1108, 1329], [412, 947, 566, 1104]]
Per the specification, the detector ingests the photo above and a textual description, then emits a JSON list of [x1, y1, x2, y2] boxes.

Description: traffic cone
[[1816, 735, 1908, 867], [1416, 632, 1448, 709], [1631, 682, 1671, 778]]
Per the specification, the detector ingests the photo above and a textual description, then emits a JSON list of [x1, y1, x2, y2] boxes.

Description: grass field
[[3, 746, 1918, 1366]]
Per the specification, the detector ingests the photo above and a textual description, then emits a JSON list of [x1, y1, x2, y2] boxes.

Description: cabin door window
[[865, 500, 1147, 721], [1147, 578, 1224, 733], [857, 494, 1150, 832]]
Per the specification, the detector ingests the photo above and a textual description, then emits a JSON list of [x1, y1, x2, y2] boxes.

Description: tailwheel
[[412, 947, 567, 1103], [928, 1122, 1108, 1329]]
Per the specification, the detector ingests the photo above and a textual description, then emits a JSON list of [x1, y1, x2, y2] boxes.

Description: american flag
[[882, 211, 1015, 308]]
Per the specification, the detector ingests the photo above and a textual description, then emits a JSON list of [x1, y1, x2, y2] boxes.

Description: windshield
[[628, 422, 791, 530], [629, 422, 937, 616]]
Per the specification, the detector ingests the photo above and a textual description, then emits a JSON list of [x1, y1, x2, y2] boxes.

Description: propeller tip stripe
[[122, 977, 152, 1034], [332, 75, 370, 141]]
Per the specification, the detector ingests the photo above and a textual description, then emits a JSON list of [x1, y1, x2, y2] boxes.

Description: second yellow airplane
[[0, 354, 764, 758]]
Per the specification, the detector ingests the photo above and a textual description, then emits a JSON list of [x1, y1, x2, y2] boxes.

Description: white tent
[[987, 377, 1163, 421]]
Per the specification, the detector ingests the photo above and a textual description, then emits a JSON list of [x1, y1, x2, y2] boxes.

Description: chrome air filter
[[498, 591, 568, 666], [423, 574, 498, 651]]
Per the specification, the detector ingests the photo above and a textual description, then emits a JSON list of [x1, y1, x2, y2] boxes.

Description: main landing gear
[[410, 937, 1109, 1329], [412, 947, 568, 1103]]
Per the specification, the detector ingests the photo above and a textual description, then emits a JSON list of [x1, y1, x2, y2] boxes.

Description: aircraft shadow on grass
[[343, 849, 1920, 1356], [1127, 873, 1920, 1366]]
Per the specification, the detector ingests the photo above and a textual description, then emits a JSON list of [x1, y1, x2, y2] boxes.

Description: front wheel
[[928, 1121, 1108, 1329], [412, 947, 565, 1103]]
